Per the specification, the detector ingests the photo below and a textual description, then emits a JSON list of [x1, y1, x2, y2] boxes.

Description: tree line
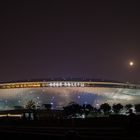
[[20, 100, 140, 118]]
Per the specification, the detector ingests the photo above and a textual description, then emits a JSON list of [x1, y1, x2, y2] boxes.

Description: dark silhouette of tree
[[112, 103, 123, 114], [25, 100, 36, 121], [83, 104, 93, 111], [100, 103, 111, 115], [63, 102, 82, 117], [25, 100, 36, 110], [83, 104, 93, 115], [42, 104, 52, 110], [94, 107, 100, 114], [125, 104, 132, 111], [135, 104, 140, 113]]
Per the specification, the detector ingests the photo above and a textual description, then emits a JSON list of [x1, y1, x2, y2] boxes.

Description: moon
[[129, 61, 134, 67]]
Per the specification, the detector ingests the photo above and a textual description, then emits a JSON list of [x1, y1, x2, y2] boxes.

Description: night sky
[[0, 1, 140, 84]]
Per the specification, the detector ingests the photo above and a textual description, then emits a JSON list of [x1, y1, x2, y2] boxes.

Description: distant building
[[0, 80, 140, 110]]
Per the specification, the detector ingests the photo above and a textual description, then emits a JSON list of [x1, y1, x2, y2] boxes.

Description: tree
[[42, 104, 52, 110], [25, 100, 36, 110], [83, 104, 93, 111], [112, 103, 123, 114], [83, 104, 93, 115], [135, 104, 140, 113], [125, 104, 132, 111], [100, 103, 111, 115], [24, 100, 36, 121], [63, 102, 82, 117]]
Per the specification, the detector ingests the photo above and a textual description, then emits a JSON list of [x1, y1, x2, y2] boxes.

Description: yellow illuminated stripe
[[8, 114, 22, 117], [0, 81, 140, 89], [0, 115, 7, 117], [0, 114, 22, 117]]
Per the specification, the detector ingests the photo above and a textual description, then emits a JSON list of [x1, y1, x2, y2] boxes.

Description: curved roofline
[[0, 80, 140, 89], [0, 78, 125, 84]]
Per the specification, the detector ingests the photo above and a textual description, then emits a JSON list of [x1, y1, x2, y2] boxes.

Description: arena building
[[0, 80, 140, 110]]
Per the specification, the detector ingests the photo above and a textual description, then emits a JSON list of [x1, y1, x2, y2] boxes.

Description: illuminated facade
[[0, 81, 140, 110]]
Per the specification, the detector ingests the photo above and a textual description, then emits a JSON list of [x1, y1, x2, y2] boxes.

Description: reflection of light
[[95, 104, 100, 109], [112, 94, 132, 100], [78, 96, 80, 99], [81, 114, 85, 118]]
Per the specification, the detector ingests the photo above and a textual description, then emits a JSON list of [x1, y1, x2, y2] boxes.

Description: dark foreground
[[0, 116, 140, 140]]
